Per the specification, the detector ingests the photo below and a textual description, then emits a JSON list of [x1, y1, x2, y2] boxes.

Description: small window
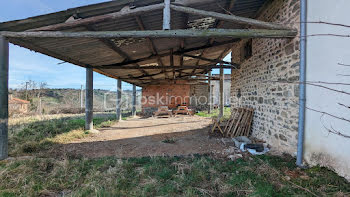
[[241, 39, 252, 61]]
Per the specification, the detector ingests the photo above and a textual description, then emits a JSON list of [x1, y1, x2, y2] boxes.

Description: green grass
[[0, 155, 349, 197], [196, 107, 231, 120], [162, 137, 176, 144], [9, 115, 119, 156]]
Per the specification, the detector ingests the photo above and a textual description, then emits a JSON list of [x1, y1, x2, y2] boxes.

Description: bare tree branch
[[305, 105, 350, 124], [308, 81, 350, 86], [320, 116, 350, 139], [338, 63, 350, 67], [261, 80, 350, 96], [306, 34, 350, 38], [307, 83, 350, 96], [338, 103, 350, 109], [306, 21, 350, 28]]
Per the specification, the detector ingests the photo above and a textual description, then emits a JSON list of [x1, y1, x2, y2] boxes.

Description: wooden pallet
[[210, 107, 254, 137]]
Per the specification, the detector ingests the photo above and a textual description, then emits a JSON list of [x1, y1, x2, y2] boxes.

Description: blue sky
[[0, 0, 231, 90]]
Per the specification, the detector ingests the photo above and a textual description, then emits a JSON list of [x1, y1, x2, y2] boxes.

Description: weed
[[196, 107, 231, 120], [8, 115, 119, 156], [0, 155, 349, 196], [162, 137, 176, 144]]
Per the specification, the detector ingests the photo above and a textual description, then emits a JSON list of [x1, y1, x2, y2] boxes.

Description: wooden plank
[[224, 108, 236, 135], [28, 3, 165, 31], [118, 78, 220, 81], [163, 0, 171, 30], [231, 108, 244, 137], [170, 4, 293, 30], [97, 39, 239, 68], [182, 54, 237, 67], [195, 0, 236, 72], [245, 109, 254, 136], [1, 29, 297, 39], [86, 25, 130, 61], [134, 16, 161, 79], [96, 65, 235, 69], [237, 109, 249, 137], [226, 108, 239, 137]]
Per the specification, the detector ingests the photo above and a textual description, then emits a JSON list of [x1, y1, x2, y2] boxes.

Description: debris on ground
[[215, 136, 271, 160]]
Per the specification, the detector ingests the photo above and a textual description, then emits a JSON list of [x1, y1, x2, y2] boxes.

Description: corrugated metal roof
[[0, 0, 269, 86]]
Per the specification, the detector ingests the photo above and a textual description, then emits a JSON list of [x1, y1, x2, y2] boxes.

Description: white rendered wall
[[305, 0, 350, 180]]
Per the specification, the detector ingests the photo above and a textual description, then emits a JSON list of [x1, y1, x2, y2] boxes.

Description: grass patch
[[0, 155, 349, 196], [9, 115, 119, 156], [162, 137, 176, 144], [196, 107, 231, 120]]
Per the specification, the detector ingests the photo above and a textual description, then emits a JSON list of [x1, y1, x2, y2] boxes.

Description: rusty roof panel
[[1, 0, 269, 86]]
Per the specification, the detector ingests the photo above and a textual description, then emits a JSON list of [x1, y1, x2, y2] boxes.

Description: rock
[[235, 136, 252, 143], [231, 138, 241, 148], [224, 147, 237, 154], [232, 136, 252, 148], [221, 138, 236, 147], [227, 154, 243, 161]]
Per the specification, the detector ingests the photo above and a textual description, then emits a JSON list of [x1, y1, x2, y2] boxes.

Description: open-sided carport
[[0, 0, 296, 160]]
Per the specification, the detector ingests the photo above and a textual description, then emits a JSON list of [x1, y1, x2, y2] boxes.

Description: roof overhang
[[0, 0, 296, 86]]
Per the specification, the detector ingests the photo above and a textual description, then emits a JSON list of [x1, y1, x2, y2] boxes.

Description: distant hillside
[[9, 88, 142, 116]]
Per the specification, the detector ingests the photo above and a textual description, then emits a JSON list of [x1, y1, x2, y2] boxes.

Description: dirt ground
[[56, 116, 227, 158]]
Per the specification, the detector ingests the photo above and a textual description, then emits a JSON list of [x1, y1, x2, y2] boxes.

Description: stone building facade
[[189, 84, 209, 111], [210, 74, 231, 106], [8, 95, 30, 115], [230, 0, 300, 155]]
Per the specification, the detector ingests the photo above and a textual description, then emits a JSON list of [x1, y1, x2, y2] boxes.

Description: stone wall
[[211, 74, 231, 106], [190, 84, 209, 111], [230, 0, 300, 155]]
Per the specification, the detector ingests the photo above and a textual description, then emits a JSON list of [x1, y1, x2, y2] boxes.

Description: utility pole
[[25, 81, 29, 100], [38, 97, 42, 115]]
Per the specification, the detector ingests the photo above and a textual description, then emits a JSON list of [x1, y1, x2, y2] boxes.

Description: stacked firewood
[[211, 108, 254, 138]]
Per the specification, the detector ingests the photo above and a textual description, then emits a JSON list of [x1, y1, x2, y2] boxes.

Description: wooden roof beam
[[193, 0, 236, 74], [179, 13, 189, 78], [182, 54, 236, 66], [86, 25, 130, 62], [121, 78, 220, 81], [135, 16, 164, 66], [134, 15, 162, 80], [1, 29, 297, 39], [97, 65, 236, 69], [28, 3, 165, 31], [98, 39, 240, 68], [170, 4, 293, 30], [87, 25, 154, 80]]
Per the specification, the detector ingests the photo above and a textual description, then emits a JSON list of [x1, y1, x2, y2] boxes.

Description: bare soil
[[55, 116, 226, 158]]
